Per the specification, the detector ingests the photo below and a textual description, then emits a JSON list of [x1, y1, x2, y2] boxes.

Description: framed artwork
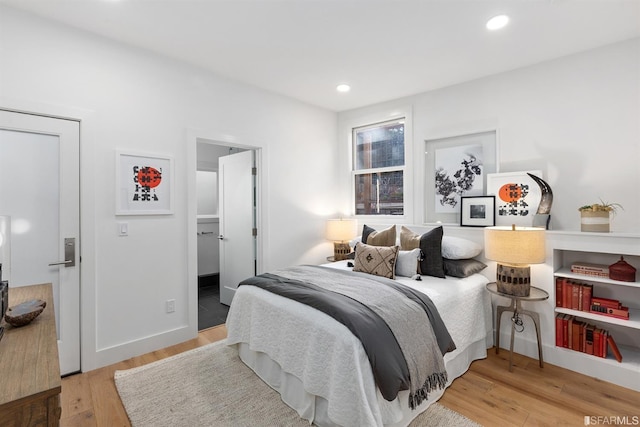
[[424, 130, 498, 224], [460, 196, 496, 227], [116, 151, 174, 215], [486, 170, 542, 226], [460, 196, 495, 227]]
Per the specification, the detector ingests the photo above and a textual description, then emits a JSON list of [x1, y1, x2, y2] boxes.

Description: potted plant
[[578, 200, 623, 232]]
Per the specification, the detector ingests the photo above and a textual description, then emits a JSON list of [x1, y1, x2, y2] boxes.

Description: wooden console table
[[0, 283, 61, 426]]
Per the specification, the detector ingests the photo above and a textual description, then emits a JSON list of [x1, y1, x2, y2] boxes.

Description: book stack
[[570, 262, 609, 278], [555, 314, 623, 362], [555, 277, 629, 320], [555, 277, 593, 311], [591, 297, 630, 320]]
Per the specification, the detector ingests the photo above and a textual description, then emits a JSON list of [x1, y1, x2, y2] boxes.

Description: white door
[[0, 110, 80, 375], [218, 150, 255, 305]]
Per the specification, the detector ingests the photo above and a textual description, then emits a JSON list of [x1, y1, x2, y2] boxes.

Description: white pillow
[[395, 248, 421, 277], [441, 236, 482, 260]]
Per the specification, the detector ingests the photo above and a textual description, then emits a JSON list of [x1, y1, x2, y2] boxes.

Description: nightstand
[[486, 282, 549, 371]]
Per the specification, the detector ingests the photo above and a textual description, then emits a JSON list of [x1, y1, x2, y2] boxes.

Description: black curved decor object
[[528, 173, 553, 229]]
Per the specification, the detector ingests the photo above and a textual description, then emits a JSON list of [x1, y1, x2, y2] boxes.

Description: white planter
[[580, 211, 610, 232]]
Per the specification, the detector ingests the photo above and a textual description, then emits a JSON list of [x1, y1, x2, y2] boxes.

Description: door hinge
[[252, 228, 258, 236], [252, 167, 257, 176]]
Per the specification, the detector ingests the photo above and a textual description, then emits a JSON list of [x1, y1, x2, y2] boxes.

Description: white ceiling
[[3, 0, 639, 112]]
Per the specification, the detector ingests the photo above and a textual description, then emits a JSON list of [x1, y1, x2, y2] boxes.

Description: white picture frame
[[486, 170, 542, 226], [116, 150, 174, 215], [424, 130, 498, 224]]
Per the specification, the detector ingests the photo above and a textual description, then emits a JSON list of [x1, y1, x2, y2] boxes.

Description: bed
[[226, 253, 492, 426]]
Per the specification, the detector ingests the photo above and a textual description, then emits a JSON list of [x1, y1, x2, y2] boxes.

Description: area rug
[[115, 340, 480, 427]]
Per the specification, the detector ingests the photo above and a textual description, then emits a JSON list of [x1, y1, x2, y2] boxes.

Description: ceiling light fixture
[[486, 15, 509, 30], [336, 84, 351, 93]]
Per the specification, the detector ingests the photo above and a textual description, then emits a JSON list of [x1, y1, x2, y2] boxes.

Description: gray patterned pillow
[[353, 242, 399, 279]]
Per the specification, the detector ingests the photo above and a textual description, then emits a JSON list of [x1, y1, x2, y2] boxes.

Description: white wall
[[339, 38, 640, 233], [337, 39, 640, 385], [2, 5, 637, 373], [0, 6, 338, 370]]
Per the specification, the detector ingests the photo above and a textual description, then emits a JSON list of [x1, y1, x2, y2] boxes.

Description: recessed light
[[486, 15, 509, 30], [336, 84, 351, 93]]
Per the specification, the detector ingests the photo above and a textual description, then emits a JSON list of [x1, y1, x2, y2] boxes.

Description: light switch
[[118, 222, 128, 236]]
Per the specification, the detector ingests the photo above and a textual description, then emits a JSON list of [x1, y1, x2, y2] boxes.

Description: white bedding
[[225, 261, 492, 427]]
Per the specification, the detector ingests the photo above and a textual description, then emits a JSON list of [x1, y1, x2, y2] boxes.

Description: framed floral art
[[424, 130, 498, 224]]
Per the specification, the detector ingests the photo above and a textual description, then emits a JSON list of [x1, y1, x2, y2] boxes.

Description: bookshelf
[[550, 233, 640, 392]]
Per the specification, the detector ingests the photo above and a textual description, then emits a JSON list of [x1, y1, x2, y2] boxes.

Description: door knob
[[218, 235, 224, 240], [48, 260, 73, 266], [48, 237, 76, 267]]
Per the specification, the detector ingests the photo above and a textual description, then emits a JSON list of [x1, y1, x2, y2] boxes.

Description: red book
[[571, 320, 582, 351], [592, 297, 621, 309], [562, 315, 570, 348], [571, 283, 580, 310], [555, 278, 563, 307], [555, 314, 563, 347], [578, 285, 584, 311], [602, 330, 609, 358], [590, 305, 630, 319], [563, 280, 572, 308], [593, 328, 602, 357], [585, 324, 595, 355], [567, 316, 574, 349], [607, 335, 623, 363], [581, 284, 592, 312]]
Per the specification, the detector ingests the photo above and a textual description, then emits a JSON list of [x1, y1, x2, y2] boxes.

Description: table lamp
[[326, 218, 357, 261], [484, 225, 546, 296]]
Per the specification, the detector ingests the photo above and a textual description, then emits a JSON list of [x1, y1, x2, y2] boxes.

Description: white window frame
[[340, 106, 413, 223]]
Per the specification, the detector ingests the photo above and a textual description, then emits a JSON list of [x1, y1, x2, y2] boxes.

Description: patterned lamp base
[[333, 242, 351, 261], [496, 263, 531, 297]]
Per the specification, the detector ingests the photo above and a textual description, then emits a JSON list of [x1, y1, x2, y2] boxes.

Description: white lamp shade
[[484, 226, 546, 265], [326, 218, 358, 242]]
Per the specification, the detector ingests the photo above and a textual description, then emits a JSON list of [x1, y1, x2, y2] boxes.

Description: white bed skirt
[[226, 265, 492, 426], [233, 336, 488, 427]]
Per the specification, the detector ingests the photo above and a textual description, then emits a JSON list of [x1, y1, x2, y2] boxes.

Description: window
[[352, 119, 405, 215]]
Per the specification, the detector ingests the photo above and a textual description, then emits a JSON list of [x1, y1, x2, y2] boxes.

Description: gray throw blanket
[[269, 265, 452, 409]]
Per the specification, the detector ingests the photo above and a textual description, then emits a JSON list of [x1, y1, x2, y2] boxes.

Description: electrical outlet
[[166, 299, 176, 313]]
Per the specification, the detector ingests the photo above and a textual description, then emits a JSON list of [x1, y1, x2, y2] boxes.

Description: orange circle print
[[137, 167, 162, 188], [498, 183, 522, 203]]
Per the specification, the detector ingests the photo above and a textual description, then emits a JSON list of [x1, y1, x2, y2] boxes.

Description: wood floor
[[60, 325, 640, 427]]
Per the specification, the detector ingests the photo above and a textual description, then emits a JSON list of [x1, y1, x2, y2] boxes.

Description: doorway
[[196, 141, 258, 330], [0, 109, 81, 375]]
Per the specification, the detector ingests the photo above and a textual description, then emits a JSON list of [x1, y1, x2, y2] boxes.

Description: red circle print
[[498, 183, 521, 203], [137, 167, 162, 188]]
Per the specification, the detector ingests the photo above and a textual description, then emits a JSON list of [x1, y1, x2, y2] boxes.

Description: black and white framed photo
[[116, 150, 174, 215], [460, 195, 495, 227]]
